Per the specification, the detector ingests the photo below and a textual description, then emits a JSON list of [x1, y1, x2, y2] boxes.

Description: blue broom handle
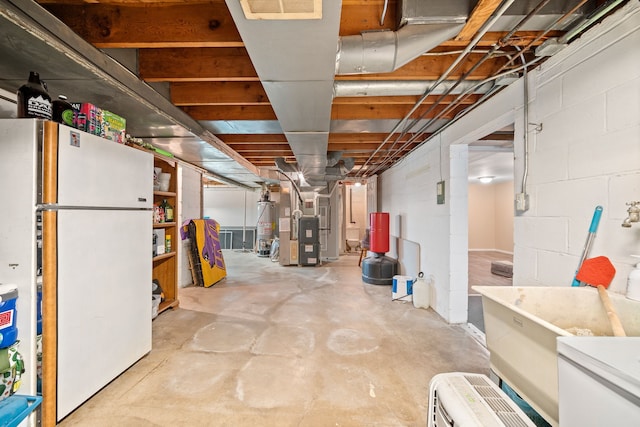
[[572, 206, 603, 287], [589, 206, 603, 233]]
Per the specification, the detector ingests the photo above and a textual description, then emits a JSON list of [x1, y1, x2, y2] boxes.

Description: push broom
[[576, 255, 625, 337]]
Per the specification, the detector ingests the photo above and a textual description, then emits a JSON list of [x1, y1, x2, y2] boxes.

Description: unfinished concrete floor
[[59, 251, 489, 426]]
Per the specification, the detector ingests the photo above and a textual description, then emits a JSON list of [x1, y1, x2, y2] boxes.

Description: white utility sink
[[473, 285, 640, 427]]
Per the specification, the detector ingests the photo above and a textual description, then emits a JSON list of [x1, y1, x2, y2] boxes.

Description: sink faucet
[[622, 201, 640, 227]]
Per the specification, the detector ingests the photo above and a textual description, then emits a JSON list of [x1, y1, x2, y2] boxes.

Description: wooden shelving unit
[[153, 154, 179, 314]]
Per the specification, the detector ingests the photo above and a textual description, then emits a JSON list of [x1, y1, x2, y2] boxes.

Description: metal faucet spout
[[622, 201, 640, 227]]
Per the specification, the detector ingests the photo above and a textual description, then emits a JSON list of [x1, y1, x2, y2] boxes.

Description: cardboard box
[[71, 102, 100, 135], [153, 229, 165, 256], [392, 275, 414, 302], [102, 110, 127, 143]]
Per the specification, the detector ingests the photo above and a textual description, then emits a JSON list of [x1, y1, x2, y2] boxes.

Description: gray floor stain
[[235, 355, 314, 408], [188, 321, 256, 353], [251, 325, 315, 356], [327, 328, 380, 355]]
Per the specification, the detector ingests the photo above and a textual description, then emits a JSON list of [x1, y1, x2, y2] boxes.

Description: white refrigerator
[[0, 119, 153, 423]]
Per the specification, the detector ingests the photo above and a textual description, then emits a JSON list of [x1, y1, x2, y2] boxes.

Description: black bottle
[[17, 71, 52, 120], [52, 95, 75, 127]]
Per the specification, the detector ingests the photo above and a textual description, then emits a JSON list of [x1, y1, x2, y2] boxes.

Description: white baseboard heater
[[427, 373, 536, 427]]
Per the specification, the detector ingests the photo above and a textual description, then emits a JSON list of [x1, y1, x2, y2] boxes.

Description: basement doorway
[[341, 181, 368, 256], [466, 129, 515, 332]]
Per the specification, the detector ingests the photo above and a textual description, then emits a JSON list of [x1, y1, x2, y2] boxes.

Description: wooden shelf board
[[153, 251, 176, 262], [158, 299, 179, 314], [153, 222, 177, 229]]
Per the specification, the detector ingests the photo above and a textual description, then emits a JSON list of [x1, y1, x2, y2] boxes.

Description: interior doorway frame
[[448, 109, 519, 324]]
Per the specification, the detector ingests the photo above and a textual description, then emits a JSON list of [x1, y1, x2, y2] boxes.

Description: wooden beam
[[221, 133, 420, 145], [181, 105, 276, 120], [331, 103, 459, 120], [172, 83, 482, 106], [455, 0, 503, 42], [329, 143, 417, 151], [183, 102, 466, 121], [480, 132, 514, 141], [329, 133, 422, 143], [226, 142, 419, 152], [228, 144, 292, 151], [445, 30, 565, 47], [333, 94, 481, 106], [239, 150, 294, 157], [220, 134, 288, 143], [40, 2, 243, 48], [334, 53, 510, 81], [139, 48, 258, 81], [40, 0, 400, 46], [339, 0, 397, 36], [39, 0, 559, 49], [142, 48, 508, 82], [244, 151, 408, 165], [171, 82, 269, 106]]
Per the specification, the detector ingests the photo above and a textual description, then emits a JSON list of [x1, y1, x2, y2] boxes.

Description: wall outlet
[[515, 193, 529, 213]]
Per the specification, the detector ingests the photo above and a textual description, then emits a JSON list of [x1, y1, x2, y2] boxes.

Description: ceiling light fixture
[[478, 176, 494, 184], [354, 181, 362, 187]]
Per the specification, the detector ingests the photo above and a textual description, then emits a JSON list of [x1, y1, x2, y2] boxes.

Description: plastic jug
[[17, 71, 52, 120], [626, 256, 640, 301], [412, 272, 430, 309]]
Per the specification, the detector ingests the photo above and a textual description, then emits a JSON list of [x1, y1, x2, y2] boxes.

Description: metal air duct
[[333, 80, 494, 97], [335, 23, 465, 75]]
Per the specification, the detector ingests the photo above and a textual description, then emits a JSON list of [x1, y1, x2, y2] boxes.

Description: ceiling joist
[[34, 0, 594, 180]]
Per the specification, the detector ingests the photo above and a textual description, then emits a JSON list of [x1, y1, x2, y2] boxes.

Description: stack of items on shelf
[[0, 281, 44, 426], [17, 71, 126, 143], [0, 284, 33, 423], [0, 285, 23, 400], [153, 199, 174, 225], [69, 102, 126, 144]]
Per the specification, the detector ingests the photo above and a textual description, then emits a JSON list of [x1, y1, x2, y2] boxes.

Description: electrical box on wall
[[437, 181, 445, 205], [515, 192, 529, 213]]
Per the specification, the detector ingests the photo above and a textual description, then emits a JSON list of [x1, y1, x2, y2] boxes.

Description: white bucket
[[392, 275, 414, 302], [158, 173, 171, 191]]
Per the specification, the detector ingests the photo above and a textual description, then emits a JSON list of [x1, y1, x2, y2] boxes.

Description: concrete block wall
[[379, 141, 457, 319], [448, 144, 470, 322], [515, 1, 640, 293], [379, 1, 640, 322]]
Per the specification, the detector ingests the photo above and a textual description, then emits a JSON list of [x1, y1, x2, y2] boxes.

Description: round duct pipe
[[333, 80, 494, 98], [335, 23, 465, 75]]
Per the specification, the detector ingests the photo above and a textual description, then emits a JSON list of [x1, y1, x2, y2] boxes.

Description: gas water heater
[[256, 192, 275, 257]]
